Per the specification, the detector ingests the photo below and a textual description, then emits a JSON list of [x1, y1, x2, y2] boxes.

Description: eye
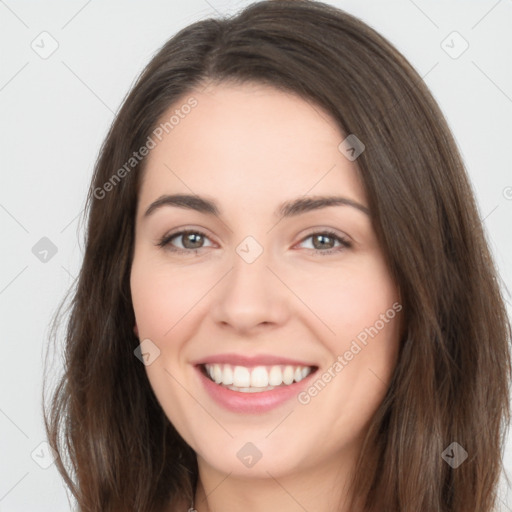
[[156, 229, 351, 255], [297, 230, 352, 255], [157, 229, 214, 254]]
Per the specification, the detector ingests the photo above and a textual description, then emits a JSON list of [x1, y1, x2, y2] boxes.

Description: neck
[[191, 448, 363, 512]]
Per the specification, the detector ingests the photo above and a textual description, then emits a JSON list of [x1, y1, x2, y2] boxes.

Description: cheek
[[291, 254, 400, 346], [130, 256, 209, 338], [130, 257, 206, 434]]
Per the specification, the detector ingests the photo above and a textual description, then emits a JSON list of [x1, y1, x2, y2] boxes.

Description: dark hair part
[[43, 1, 511, 510]]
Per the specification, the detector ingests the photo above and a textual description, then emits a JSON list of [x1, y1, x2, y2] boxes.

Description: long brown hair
[[43, 1, 512, 510]]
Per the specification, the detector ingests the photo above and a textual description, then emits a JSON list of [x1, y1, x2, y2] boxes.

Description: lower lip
[[195, 365, 317, 414]]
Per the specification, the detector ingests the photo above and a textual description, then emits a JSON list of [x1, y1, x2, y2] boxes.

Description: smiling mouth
[[199, 363, 318, 393]]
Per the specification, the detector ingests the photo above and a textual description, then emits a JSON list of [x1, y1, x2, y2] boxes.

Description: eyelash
[[156, 229, 352, 256]]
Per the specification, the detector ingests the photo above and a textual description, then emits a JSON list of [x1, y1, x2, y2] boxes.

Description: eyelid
[[297, 226, 352, 244]]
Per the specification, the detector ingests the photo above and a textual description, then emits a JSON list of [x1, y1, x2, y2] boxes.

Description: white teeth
[[223, 365, 233, 385], [282, 365, 294, 385], [203, 363, 314, 390], [269, 366, 283, 386], [213, 364, 223, 384], [227, 385, 276, 393], [251, 366, 269, 387], [233, 366, 251, 387]]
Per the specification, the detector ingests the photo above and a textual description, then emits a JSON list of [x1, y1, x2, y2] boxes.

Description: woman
[[43, 1, 511, 511]]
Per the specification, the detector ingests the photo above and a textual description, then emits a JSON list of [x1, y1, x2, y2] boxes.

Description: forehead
[[138, 82, 367, 213]]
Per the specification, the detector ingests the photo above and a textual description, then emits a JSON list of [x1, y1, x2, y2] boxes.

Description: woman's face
[[130, 82, 402, 480]]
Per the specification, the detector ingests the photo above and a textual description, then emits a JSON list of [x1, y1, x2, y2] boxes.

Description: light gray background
[[1, 1, 511, 510]]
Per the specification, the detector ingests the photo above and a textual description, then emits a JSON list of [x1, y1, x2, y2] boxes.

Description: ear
[[133, 324, 139, 338]]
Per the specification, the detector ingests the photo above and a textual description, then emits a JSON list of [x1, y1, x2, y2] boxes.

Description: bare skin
[[131, 82, 402, 512]]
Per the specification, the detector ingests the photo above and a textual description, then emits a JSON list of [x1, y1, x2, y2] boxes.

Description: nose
[[210, 245, 291, 335]]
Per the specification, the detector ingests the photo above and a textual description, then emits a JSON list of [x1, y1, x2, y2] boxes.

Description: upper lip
[[192, 353, 317, 368]]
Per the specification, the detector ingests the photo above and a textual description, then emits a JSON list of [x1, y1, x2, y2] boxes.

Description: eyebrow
[[143, 193, 370, 219]]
